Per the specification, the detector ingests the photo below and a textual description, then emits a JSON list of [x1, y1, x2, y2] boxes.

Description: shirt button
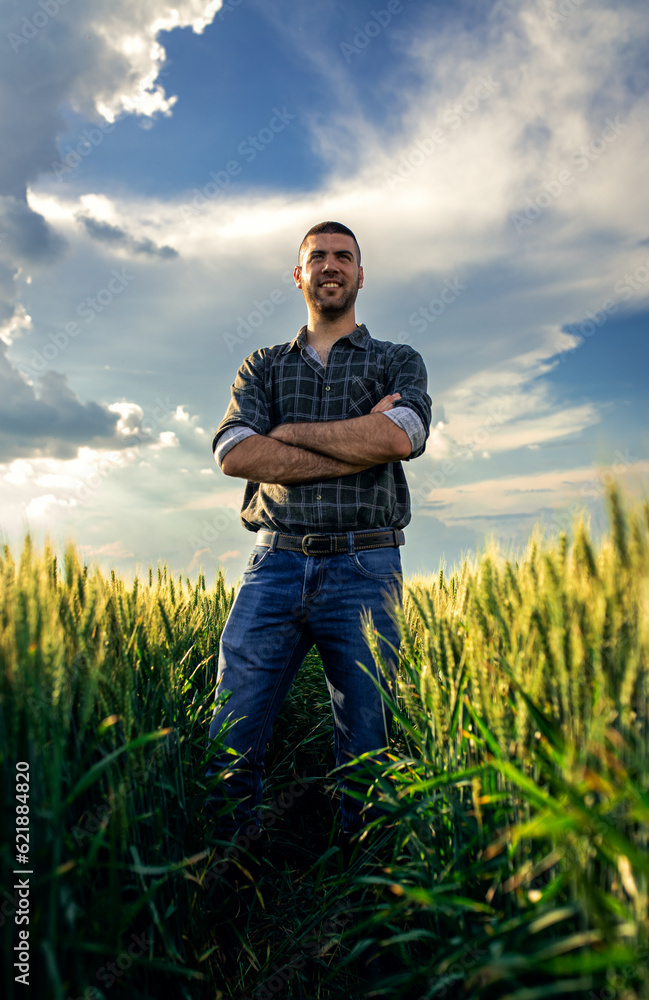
[[325, 385, 331, 391], [316, 494, 322, 500]]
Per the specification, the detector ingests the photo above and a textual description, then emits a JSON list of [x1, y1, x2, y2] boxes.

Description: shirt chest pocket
[[347, 375, 385, 417]]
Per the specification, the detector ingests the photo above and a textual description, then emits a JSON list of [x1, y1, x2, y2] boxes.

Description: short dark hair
[[298, 221, 361, 265]]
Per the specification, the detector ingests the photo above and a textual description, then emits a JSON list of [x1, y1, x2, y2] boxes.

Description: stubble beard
[[303, 275, 360, 321]]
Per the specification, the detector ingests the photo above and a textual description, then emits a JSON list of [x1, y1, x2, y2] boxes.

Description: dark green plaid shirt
[[212, 324, 432, 534]]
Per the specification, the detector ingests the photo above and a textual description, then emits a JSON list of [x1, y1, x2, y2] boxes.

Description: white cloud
[[25, 493, 77, 518], [0, 0, 224, 408], [0, 303, 32, 346], [425, 460, 649, 521], [40, 1, 224, 124], [180, 488, 243, 511], [108, 402, 149, 438], [151, 431, 179, 449], [0, 411, 246, 577], [4, 459, 33, 485], [83, 540, 134, 559], [187, 547, 211, 573], [1, 0, 647, 576], [425, 330, 601, 460], [36, 473, 84, 489]]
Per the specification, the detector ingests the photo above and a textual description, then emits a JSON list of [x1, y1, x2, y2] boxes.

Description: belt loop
[[347, 530, 355, 555], [270, 532, 278, 553], [392, 528, 399, 547]]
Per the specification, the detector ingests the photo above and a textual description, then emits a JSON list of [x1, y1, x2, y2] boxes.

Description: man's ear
[[358, 265, 364, 289], [293, 264, 303, 288]]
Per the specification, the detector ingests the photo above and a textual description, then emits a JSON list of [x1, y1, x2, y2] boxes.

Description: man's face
[[294, 233, 364, 318]]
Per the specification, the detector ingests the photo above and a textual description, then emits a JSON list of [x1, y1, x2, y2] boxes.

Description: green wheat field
[[1, 488, 648, 1000]]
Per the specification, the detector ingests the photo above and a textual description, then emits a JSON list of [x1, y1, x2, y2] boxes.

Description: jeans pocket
[[244, 545, 271, 573], [349, 547, 402, 581]]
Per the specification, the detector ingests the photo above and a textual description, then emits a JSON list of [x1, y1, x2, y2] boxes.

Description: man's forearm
[[267, 412, 411, 464], [220, 433, 376, 484]]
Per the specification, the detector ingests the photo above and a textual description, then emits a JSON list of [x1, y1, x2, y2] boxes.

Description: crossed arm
[[220, 394, 411, 485]]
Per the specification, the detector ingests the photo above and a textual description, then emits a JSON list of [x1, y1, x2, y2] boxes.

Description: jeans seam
[[250, 628, 309, 762], [302, 554, 326, 607]]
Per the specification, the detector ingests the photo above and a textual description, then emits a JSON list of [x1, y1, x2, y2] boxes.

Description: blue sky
[[1, 0, 648, 581]]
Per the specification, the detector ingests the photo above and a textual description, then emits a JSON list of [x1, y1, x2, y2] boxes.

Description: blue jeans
[[207, 532, 403, 836]]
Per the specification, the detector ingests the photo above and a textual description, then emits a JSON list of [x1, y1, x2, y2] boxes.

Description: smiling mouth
[[320, 282, 342, 288]]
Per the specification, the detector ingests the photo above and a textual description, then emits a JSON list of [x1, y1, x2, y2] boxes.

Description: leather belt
[[256, 529, 405, 556]]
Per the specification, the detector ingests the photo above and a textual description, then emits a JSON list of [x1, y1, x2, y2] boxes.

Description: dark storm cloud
[[0, 195, 66, 263], [0, 262, 17, 327], [0, 341, 125, 460], [0, 0, 186, 338], [0, 1, 198, 462], [79, 215, 179, 259]]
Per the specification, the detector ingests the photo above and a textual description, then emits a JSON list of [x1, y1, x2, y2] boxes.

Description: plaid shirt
[[212, 324, 432, 534]]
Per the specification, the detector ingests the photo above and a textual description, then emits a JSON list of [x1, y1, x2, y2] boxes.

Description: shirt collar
[[282, 323, 371, 355]]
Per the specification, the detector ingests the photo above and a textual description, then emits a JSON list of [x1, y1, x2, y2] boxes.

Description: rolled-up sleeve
[[382, 407, 426, 455], [383, 345, 432, 460], [212, 350, 271, 459], [214, 426, 259, 468]]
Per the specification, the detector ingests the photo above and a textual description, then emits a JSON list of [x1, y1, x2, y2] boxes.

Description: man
[[208, 221, 431, 851]]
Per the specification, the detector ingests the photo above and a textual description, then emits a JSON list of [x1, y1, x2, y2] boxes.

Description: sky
[[1, 0, 648, 583]]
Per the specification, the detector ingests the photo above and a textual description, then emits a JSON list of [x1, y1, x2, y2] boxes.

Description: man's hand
[[371, 392, 402, 413], [267, 398, 411, 465]]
